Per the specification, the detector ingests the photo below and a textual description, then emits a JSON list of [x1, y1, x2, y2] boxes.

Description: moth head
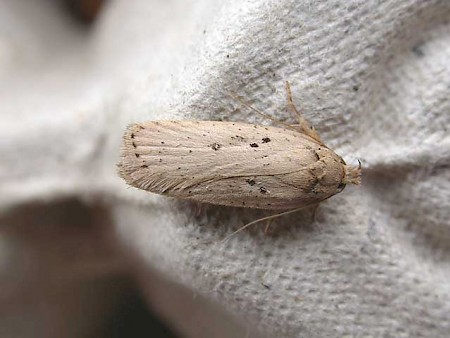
[[342, 160, 362, 187]]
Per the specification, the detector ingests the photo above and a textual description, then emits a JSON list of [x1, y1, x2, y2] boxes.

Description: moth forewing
[[118, 120, 361, 210]]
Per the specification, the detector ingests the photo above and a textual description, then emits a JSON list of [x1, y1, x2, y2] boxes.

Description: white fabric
[[1, 0, 450, 337]]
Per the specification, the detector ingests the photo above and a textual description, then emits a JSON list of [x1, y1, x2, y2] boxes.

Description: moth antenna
[[221, 204, 315, 243], [229, 92, 296, 131]]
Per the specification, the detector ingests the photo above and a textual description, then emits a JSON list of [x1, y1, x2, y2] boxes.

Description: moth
[[118, 83, 361, 227]]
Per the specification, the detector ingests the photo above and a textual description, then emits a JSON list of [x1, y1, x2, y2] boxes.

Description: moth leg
[[264, 218, 274, 235], [192, 202, 206, 217], [306, 203, 319, 221], [285, 81, 323, 144]]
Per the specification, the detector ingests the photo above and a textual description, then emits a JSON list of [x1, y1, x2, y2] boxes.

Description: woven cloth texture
[[1, 0, 450, 337]]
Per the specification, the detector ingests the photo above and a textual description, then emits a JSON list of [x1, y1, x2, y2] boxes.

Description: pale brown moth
[[118, 83, 361, 234]]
